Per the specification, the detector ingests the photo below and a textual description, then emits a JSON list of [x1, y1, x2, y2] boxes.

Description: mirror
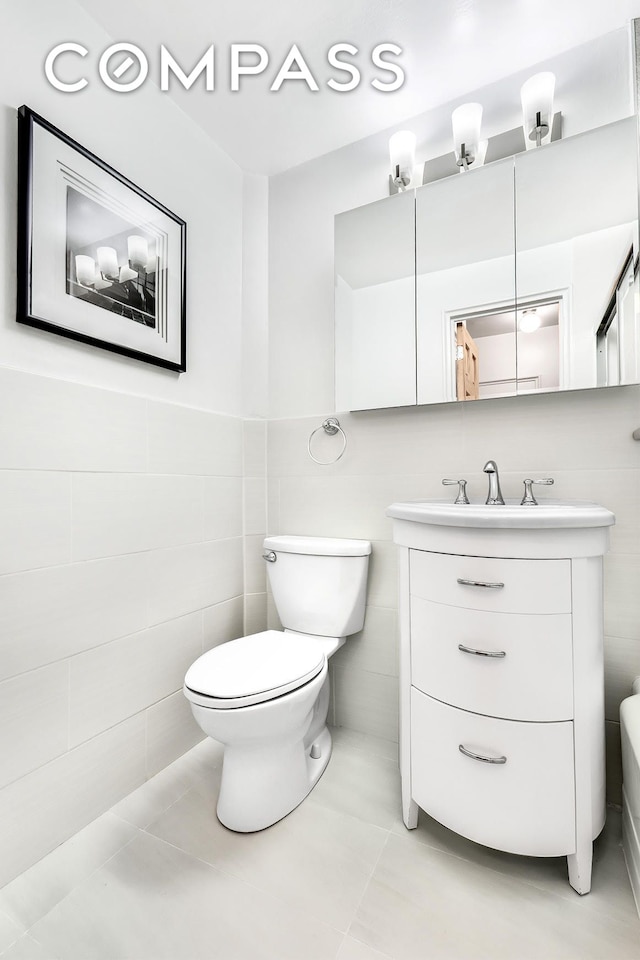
[[334, 116, 640, 411], [416, 157, 516, 404], [515, 116, 639, 393], [335, 190, 415, 411]]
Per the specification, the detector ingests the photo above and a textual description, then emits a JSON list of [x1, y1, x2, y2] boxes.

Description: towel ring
[[308, 417, 347, 465]]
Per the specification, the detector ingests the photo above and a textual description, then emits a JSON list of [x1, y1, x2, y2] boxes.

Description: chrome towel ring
[[307, 417, 347, 465]]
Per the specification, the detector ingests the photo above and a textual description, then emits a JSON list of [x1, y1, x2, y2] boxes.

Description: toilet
[[183, 535, 371, 832]]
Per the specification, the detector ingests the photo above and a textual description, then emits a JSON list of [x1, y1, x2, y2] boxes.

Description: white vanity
[[387, 497, 615, 894]]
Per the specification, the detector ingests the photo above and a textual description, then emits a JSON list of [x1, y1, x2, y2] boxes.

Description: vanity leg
[[567, 841, 593, 895], [403, 796, 418, 830]]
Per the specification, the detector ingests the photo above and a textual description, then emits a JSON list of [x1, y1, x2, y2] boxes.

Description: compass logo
[[44, 42, 405, 94]]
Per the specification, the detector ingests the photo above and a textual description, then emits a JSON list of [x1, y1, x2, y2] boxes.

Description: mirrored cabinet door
[[514, 116, 639, 394], [416, 157, 517, 404], [335, 190, 416, 411]]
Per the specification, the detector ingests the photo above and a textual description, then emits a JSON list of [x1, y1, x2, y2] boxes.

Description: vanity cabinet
[[387, 500, 615, 894]]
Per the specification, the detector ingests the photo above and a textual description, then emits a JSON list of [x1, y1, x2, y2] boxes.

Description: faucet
[[483, 460, 504, 505]]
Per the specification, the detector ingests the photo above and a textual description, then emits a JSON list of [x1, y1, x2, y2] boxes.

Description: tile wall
[[0, 368, 268, 887], [267, 384, 640, 803]]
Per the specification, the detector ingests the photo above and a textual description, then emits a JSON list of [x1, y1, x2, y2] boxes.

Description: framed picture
[[17, 105, 186, 372]]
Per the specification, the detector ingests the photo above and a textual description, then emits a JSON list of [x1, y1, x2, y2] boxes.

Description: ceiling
[[76, 0, 640, 175]]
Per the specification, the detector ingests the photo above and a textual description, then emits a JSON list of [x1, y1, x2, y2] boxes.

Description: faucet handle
[[442, 479, 470, 505], [521, 477, 554, 506]]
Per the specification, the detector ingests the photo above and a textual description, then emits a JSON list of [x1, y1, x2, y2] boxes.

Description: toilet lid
[[184, 631, 325, 708]]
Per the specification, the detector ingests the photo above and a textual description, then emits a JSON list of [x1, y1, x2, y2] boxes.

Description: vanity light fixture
[[75, 235, 151, 288], [451, 102, 483, 171], [389, 130, 417, 189], [520, 72, 555, 149], [519, 308, 541, 333]]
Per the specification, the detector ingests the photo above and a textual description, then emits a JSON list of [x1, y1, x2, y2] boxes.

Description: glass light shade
[[389, 131, 416, 188], [119, 265, 138, 283], [519, 310, 541, 333], [127, 235, 149, 272], [97, 246, 120, 281], [75, 255, 95, 287], [451, 103, 483, 168], [521, 72, 555, 149]]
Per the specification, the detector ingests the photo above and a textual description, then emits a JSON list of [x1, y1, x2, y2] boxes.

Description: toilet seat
[[184, 630, 325, 709]]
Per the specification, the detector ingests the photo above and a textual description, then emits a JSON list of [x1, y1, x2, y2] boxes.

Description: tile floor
[[0, 727, 639, 959]]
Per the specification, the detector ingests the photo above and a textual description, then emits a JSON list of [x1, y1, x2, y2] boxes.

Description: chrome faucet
[[483, 460, 504, 505]]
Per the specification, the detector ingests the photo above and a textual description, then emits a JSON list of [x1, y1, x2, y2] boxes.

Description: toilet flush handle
[[263, 550, 277, 562]]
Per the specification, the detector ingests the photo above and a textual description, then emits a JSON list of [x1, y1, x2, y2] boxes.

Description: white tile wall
[[0, 662, 69, 790], [268, 387, 640, 802], [72, 474, 204, 560], [147, 401, 243, 476], [68, 613, 204, 747], [203, 477, 243, 540], [0, 369, 147, 473], [145, 692, 203, 778], [243, 418, 268, 636], [0, 472, 71, 575], [0, 715, 147, 888], [0, 368, 247, 886], [243, 477, 267, 535], [0, 553, 150, 679], [202, 597, 244, 651], [147, 539, 244, 626]]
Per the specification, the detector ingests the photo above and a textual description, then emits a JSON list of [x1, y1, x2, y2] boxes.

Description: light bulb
[[452, 103, 483, 170], [96, 246, 120, 281], [519, 309, 541, 333], [389, 131, 416, 189], [75, 255, 95, 287], [521, 72, 555, 149], [128, 235, 149, 273]]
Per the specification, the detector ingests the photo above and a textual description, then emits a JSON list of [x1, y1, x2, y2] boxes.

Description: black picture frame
[[17, 105, 187, 372]]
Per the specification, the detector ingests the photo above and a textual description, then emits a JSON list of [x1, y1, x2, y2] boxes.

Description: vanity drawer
[[410, 597, 573, 721], [410, 550, 571, 614], [410, 688, 575, 857]]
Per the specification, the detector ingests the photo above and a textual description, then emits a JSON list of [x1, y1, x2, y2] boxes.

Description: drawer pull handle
[[456, 578, 505, 589], [458, 644, 506, 659], [459, 744, 507, 765]]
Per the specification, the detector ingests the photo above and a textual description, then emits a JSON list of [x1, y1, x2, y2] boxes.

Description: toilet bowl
[[621, 678, 640, 917], [183, 535, 371, 832]]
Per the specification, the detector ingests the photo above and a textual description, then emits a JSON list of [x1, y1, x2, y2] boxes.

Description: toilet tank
[[263, 535, 371, 638]]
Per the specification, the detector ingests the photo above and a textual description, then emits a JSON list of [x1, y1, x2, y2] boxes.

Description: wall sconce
[[389, 130, 416, 190], [521, 72, 555, 149], [452, 103, 483, 171], [519, 308, 541, 333]]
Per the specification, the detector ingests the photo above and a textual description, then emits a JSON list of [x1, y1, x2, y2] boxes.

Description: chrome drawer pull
[[458, 644, 506, 659], [456, 578, 504, 589], [459, 744, 507, 764]]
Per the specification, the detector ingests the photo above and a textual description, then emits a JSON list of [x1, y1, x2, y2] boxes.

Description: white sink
[[386, 499, 615, 529]]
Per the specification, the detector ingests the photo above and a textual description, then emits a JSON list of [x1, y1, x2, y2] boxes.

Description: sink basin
[[386, 499, 615, 529]]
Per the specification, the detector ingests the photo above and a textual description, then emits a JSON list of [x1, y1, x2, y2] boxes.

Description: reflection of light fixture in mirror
[[519, 308, 541, 333], [452, 103, 483, 171], [75, 255, 95, 287], [389, 131, 416, 190], [521, 72, 555, 149]]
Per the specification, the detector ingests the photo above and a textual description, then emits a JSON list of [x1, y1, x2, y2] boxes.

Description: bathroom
[[1, 0, 640, 957]]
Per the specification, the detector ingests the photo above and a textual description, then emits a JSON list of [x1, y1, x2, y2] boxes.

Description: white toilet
[[183, 535, 371, 832]]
